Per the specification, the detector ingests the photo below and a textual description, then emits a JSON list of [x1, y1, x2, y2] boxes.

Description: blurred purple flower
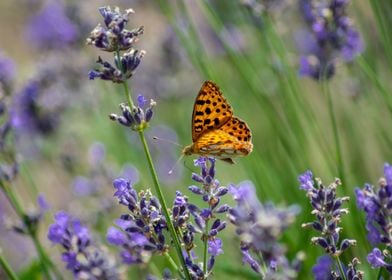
[[229, 180, 301, 278], [241, 249, 262, 274], [312, 255, 333, 280], [37, 193, 49, 212], [88, 142, 106, 165], [355, 163, 392, 246], [25, 1, 78, 49], [297, 170, 314, 191], [48, 211, 118, 279], [355, 163, 392, 273], [298, 0, 363, 80], [0, 52, 16, 89], [208, 238, 223, 256], [107, 227, 126, 246], [119, 163, 140, 184], [72, 176, 96, 196], [367, 248, 386, 268]]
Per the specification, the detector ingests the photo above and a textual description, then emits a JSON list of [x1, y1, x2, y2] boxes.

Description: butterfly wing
[[219, 117, 252, 150], [191, 81, 233, 142], [193, 117, 253, 158]]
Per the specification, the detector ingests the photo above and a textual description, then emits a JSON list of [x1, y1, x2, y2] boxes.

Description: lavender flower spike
[[299, 170, 363, 279], [107, 178, 168, 265], [87, 6, 145, 83]]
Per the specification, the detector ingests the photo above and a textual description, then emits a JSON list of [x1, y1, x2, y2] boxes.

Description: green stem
[[0, 181, 61, 280], [376, 267, 382, 280], [323, 79, 345, 187], [138, 131, 191, 280], [0, 248, 18, 280], [202, 220, 209, 275], [164, 252, 180, 273], [334, 256, 347, 280]]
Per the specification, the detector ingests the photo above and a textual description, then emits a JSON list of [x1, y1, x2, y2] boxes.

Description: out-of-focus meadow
[[0, 0, 391, 279]]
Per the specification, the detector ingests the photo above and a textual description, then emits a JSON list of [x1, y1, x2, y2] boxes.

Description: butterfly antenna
[[168, 154, 185, 175], [152, 136, 182, 147]]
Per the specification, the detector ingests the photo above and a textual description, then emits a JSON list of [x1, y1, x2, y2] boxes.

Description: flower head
[[87, 6, 144, 52], [300, 170, 364, 279], [87, 6, 145, 83], [299, 171, 353, 255], [108, 178, 168, 265]]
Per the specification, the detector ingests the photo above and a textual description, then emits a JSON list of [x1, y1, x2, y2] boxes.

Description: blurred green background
[[0, 0, 391, 279]]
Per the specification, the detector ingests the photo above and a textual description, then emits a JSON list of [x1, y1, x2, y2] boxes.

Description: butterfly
[[183, 81, 253, 164]]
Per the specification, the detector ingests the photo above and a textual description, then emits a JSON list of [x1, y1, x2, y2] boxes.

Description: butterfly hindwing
[[218, 117, 252, 144], [191, 81, 233, 142]]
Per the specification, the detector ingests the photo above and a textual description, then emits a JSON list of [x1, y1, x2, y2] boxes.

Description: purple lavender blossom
[[109, 95, 155, 129], [229, 180, 301, 278], [25, 1, 78, 49], [299, 0, 363, 80], [298, 169, 315, 191], [367, 248, 386, 268], [107, 178, 168, 265], [87, 6, 144, 52], [87, 6, 145, 83], [299, 170, 363, 279], [88, 50, 145, 83], [299, 171, 355, 255], [355, 163, 392, 273], [48, 211, 118, 279], [208, 238, 223, 256]]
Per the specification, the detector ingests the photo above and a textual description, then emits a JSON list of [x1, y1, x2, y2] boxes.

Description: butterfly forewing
[[191, 81, 233, 142]]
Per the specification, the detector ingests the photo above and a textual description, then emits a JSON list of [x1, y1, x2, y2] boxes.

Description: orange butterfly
[[183, 81, 253, 164]]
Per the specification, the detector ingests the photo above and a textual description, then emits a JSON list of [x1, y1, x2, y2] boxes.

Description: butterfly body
[[183, 81, 253, 163]]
